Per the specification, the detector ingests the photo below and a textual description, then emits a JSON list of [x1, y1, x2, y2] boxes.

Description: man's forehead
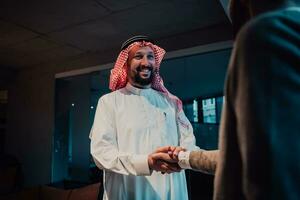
[[130, 46, 154, 55]]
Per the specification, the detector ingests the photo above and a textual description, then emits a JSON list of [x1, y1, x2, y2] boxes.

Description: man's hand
[[148, 146, 181, 174], [169, 146, 186, 160], [150, 146, 183, 162], [148, 146, 186, 174]]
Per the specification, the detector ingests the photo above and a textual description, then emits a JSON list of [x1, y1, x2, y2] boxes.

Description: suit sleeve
[[189, 150, 219, 174]]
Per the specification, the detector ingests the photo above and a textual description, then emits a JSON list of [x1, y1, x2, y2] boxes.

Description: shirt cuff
[[132, 155, 152, 176], [178, 151, 192, 169]]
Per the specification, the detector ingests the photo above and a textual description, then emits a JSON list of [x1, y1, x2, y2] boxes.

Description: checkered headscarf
[[109, 39, 189, 129]]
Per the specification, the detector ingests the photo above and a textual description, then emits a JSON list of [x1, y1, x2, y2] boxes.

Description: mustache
[[136, 66, 154, 72]]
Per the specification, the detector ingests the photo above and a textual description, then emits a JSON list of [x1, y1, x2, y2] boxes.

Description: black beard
[[134, 66, 154, 86]]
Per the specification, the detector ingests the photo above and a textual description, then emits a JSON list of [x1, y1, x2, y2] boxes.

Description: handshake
[[148, 146, 187, 174]]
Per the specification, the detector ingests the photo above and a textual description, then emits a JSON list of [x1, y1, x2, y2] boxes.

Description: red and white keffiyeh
[[109, 41, 189, 129], [109, 41, 165, 91]]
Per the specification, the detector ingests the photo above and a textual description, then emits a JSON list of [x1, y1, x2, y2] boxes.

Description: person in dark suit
[[154, 0, 300, 199], [214, 0, 300, 199]]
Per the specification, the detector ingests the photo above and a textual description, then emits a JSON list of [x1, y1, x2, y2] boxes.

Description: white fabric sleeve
[[90, 96, 151, 176], [177, 110, 200, 151], [178, 151, 192, 169]]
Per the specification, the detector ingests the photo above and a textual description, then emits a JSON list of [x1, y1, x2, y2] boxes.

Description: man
[[89, 35, 198, 200], [157, 0, 300, 199]]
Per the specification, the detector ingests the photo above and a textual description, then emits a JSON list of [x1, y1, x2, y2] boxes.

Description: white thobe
[[90, 83, 198, 200]]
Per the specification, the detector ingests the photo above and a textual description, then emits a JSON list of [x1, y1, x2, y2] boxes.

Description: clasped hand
[[148, 146, 185, 174]]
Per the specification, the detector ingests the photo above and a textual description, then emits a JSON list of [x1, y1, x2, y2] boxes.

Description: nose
[[140, 56, 150, 67]]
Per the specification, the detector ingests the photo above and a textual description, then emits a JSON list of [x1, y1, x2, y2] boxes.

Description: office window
[[183, 96, 224, 124], [183, 99, 198, 123], [202, 98, 216, 123], [201, 96, 224, 124], [193, 100, 198, 123]]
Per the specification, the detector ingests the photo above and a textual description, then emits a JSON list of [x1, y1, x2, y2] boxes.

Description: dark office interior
[[0, 0, 233, 199]]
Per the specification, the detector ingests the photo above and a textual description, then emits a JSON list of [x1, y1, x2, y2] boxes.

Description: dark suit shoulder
[[236, 8, 300, 51], [233, 7, 300, 75]]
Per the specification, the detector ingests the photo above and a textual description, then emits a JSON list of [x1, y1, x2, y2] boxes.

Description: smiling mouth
[[140, 68, 150, 73], [139, 70, 151, 78], [137, 66, 152, 72], [137, 67, 152, 77]]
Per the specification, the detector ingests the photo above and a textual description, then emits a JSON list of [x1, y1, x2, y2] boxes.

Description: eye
[[148, 54, 154, 59], [134, 55, 143, 59]]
